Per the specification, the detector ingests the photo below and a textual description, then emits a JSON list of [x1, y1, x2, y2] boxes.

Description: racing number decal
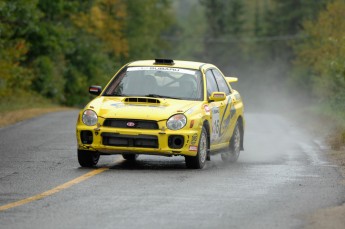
[[211, 107, 220, 143], [211, 97, 236, 144]]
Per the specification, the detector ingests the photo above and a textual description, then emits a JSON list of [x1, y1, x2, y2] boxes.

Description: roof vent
[[154, 59, 174, 65]]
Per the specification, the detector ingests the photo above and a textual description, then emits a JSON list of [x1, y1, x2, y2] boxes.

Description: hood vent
[[124, 97, 161, 104]]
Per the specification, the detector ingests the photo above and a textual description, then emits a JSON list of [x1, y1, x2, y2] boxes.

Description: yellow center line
[[0, 158, 123, 212]]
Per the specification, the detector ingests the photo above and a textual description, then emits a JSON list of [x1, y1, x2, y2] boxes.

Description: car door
[[205, 69, 229, 145], [210, 69, 237, 143]]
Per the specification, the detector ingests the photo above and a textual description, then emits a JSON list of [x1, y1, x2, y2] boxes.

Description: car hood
[[88, 96, 203, 120]]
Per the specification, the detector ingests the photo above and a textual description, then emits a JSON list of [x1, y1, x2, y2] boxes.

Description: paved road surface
[[0, 111, 344, 229]]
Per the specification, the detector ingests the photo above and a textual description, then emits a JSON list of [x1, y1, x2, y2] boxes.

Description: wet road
[[0, 111, 344, 229]]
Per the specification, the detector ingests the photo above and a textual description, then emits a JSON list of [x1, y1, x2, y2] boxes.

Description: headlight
[[167, 114, 187, 130], [82, 109, 98, 126]]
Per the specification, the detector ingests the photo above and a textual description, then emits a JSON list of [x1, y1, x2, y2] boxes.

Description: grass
[[0, 91, 56, 112]]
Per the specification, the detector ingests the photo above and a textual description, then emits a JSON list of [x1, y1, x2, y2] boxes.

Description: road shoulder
[[305, 149, 345, 229], [0, 107, 74, 128]]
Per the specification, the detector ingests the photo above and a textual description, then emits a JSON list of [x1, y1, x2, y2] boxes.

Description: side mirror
[[89, 85, 102, 96], [225, 77, 238, 84], [209, 92, 226, 102]]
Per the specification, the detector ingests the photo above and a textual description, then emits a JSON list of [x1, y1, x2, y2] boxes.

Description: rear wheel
[[221, 122, 241, 163], [122, 154, 138, 161], [185, 126, 208, 169], [78, 149, 100, 167]]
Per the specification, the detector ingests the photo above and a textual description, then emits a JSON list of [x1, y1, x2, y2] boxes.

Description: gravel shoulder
[[0, 107, 74, 128], [306, 149, 345, 229], [301, 119, 345, 229]]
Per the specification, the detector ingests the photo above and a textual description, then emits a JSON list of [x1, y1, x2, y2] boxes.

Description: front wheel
[[185, 126, 208, 169], [78, 149, 100, 167], [221, 122, 241, 163]]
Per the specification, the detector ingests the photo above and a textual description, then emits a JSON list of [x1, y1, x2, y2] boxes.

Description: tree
[[72, 0, 128, 59], [200, 0, 245, 38], [0, 0, 41, 97], [263, 0, 329, 61], [124, 0, 174, 59], [293, 0, 345, 110], [26, 0, 79, 102], [200, 0, 246, 67]]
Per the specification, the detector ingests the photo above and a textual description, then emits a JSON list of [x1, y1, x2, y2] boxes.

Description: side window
[[205, 70, 219, 96], [212, 69, 231, 95]]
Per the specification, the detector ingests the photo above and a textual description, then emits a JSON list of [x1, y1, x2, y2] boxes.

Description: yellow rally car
[[76, 59, 244, 169]]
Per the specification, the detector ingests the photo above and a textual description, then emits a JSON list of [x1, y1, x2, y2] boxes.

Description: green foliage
[[293, 0, 345, 111], [0, 0, 174, 108], [31, 55, 66, 102], [64, 35, 115, 106], [125, 0, 174, 59], [200, 0, 245, 37], [1, 0, 344, 117], [169, 0, 206, 60], [199, 0, 246, 67], [262, 0, 329, 61], [0, 0, 40, 97]]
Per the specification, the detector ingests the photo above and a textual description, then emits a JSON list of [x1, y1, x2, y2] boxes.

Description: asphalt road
[[0, 111, 344, 229]]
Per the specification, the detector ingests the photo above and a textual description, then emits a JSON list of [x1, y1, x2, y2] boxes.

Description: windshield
[[104, 66, 203, 100]]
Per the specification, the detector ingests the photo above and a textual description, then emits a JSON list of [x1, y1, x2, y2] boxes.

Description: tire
[[221, 122, 241, 163], [185, 126, 208, 169], [122, 154, 138, 161], [78, 149, 100, 167]]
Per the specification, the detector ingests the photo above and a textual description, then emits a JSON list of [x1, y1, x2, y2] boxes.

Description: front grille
[[103, 119, 159, 130], [102, 133, 158, 148]]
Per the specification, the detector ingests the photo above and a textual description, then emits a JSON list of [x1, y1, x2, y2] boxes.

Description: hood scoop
[[124, 97, 161, 104]]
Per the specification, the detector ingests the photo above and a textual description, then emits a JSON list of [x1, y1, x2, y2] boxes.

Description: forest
[[0, 0, 344, 118]]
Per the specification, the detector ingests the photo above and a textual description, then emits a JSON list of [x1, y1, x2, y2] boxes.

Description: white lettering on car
[[211, 107, 220, 143]]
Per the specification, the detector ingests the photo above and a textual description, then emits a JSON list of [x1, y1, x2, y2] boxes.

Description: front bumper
[[76, 124, 201, 157]]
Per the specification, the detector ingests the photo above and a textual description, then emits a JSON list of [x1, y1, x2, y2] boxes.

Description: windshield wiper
[[145, 94, 181, 100]]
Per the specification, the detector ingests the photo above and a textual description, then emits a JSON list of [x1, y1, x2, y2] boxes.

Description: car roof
[[127, 60, 214, 70]]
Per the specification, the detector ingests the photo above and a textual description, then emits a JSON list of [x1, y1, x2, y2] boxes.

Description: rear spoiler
[[225, 77, 238, 84]]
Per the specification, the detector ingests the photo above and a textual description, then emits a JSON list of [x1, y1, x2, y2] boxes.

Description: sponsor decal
[[126, 122, 136, 127], [211, 107, 220, 143], [111, 102, 124, 108], [189, 145, 198, 151], [191, 133, 198, 145], [127, 67, 196, 75], [204, 105, 210, 113]]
